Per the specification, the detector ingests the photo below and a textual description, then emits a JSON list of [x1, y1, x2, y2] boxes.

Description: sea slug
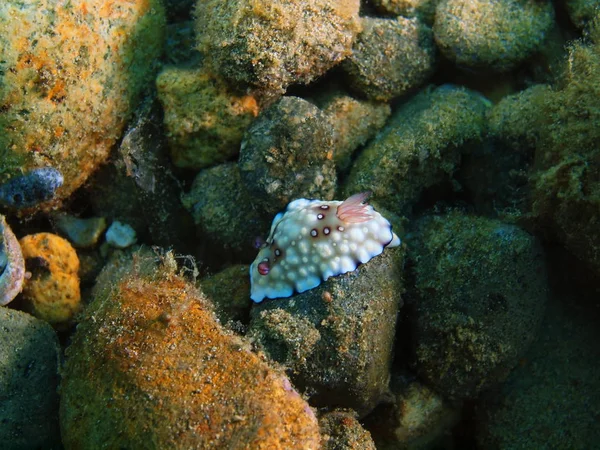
[[250, 192, 400, 302]]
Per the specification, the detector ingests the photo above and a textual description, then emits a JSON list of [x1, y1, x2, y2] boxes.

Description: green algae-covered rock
[[249, 246, 404, 416], [342, 16, 435, 102], [529, 18, 600, 276], [405, 212, 547, 401], [476, 272, 600, 448], [371, 0, 440, 24], [195, 0, 360, 98], [565, 0, 600, 29], [239, 96, 337, 216], [487, 84, 551, 150], [0, 308, 61, 449], [0, 0, 165, 212], [344, 85, 489, 215], [318, 92, 391, 173], [434, 0, 554, 71], [60, 255, 321, 449], [181, 162, 270, 264], [156, 66, 259, 169]]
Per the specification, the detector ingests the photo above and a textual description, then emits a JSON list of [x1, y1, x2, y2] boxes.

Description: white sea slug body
[[250, 192, 401, 302]]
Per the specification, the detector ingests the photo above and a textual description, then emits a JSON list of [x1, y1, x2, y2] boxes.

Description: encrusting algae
[[0, 0, 165, 211], [60, 253, 321, 449], [19, 233, 81, 327]]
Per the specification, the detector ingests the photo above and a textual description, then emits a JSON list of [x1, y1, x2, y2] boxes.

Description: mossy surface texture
[[60, 257, 320, 449], [0, 0, 165, 208], [530, 18, 600, 274]]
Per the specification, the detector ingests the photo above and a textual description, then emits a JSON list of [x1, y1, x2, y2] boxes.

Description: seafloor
[[1, 0, 599, 448]]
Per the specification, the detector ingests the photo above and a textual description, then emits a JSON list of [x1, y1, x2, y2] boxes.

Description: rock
[[0, 168, 63, 210], [60, 253, 321, 449], [156, 66, 259, 169], [364, 374, 460, 449], [239, 96, 337, 216], [434, 0, 554, 71], [458, 85, 550, 218], [320, 409, 377, 450], [344, 85, 489, 215], [0, 308, 61, 449], [195, 0, 361, 98], [565, 0, 600, 29], [342, 16, 435, 102], [0, 215, 25, 306], [318, 92, 390, 173], [249, 246, 404, 416], [405, 212, 548, 401], [53, 214, 107, 248], [181, 162, 270, 264], [19, 232, 81, 328], [529, 21, 600, 276], [371, 0, 440, 24], [200, 264, 252, 325], [0, 0, 165, 212], [87, 99, 196, 254], [105, 221, 137, 249], [475, 255, 600, 448], [487, 84, 550, 150]]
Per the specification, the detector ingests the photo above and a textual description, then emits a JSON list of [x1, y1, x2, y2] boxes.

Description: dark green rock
[[344, 85, 489, 216], [239, 96, 337, 216], [181, 162, 270, 265], [476, 255, 600, 447], [529, 20, 600, 276], [0, 308, 61, 450], [433, 0, 554, 71], [405, 212, 547, 401]]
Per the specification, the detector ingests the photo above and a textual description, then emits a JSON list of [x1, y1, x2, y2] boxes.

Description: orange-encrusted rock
[[319, 409, 376, 449], [19, 233, 81, 328], [156, 66, 259, 169], [0, 0, 165, 212], [60, 254, 321, 449]]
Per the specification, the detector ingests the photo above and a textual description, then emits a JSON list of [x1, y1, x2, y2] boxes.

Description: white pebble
[[105, 221, 137, 249]]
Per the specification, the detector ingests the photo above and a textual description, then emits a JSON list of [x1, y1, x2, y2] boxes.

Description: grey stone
[[0, 308, 61, 449], [249, 246, 404, 416], [405, 212, 548, 401], [239, 96, 337, 216]]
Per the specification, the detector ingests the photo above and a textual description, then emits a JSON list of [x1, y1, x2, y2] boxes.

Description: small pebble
[[105, 221, 137, 249], [53, 214, 107, 248]]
